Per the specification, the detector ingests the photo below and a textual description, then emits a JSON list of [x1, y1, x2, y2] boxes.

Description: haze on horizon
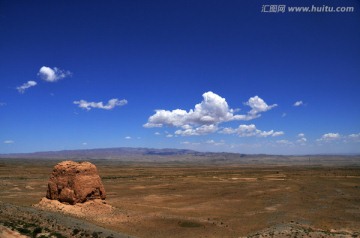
[[1, 0, 359, 155]]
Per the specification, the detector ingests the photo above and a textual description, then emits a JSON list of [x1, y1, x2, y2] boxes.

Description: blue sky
[[1, 0, 359, 154]]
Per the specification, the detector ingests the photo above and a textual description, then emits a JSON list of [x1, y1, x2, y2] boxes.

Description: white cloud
[[272, 131, 285, 137], [144, 91, 277, 136], [82, 142, 88, 145], [348, 133, 360, 139], [3, 140, 14, 144], [175, 124, 218, 136], [125, 136, 131, 139], [293, 101, 304, 107], [220, 124, 284, 137], [206, 139, 225, 146], [16, 81, 37, 93], [180, 140, 226, 146], [296, 133, 307, 144], [297, 137, 307, 144], [144, 92, 244, 128], [154, 132, 161, 135], [166, 134, 173, 138], [315, 132, 360, 144], [298, 133, 305, 138], [276, 140, 294, 146], [245, 96, 277, 116], [281, 113, 287, 117], [38, 66, 72, 82], [74, 98, 128, 111], [317, 133, 341, 142], [180, 141, 201, 146], [347, 133, 360, 142]]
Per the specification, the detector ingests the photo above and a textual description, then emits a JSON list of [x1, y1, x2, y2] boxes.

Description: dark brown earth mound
[[46, 161, 106, 205]]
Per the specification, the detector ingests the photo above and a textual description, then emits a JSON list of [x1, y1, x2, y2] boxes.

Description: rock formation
[[46, 161, 106, 205]]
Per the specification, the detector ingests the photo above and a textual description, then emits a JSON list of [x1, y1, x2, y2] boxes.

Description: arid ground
[[1, 159, 360, 237]]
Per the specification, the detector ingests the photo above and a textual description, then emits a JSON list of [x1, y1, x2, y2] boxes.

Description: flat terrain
[[1, 159, 360, 237]]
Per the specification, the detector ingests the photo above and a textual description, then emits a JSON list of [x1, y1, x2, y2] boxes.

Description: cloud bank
[[220, 124, 284, 137], [175, 124, 218, 136], [16, 81, 37, 93], [38, 66, 71, 82], [317, 133, 340, 142], [74, 98, 128, 111], [144, 91, 278, 136]]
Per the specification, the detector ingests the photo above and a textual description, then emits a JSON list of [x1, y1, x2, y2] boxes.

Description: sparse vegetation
[[178, 221, 203, 228], [33, 226, 42, 237], [0, 220, 68, 238], [1, 158, 360, 238], [72, 228, 80, 235]]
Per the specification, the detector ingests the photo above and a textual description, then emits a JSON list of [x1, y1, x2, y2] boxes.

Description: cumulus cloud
[[175, 124, 218, 136], [245, 96, 277, 116], [125, 136, 131, 139], [180, 141, 200, 146], [293, 101, 304, 107], [144, 91, 277, 136], [317, 133, 341, 142], [315, 132, 360, 143], [206, 139, 225, 146], [348, 133, 360, 140], [297, 137, 307, 143], [220, 124, 284, 137], [296, 133, 307, 144], [272, 131, 285, 137], [349, 133, 360, 139], [346, 133, 360, 143], [74, 98, 128, 111], [16, 81, 37, 93], [276, 140, 294, 146], [181, 140, 223, 146], [3, 140, 14, 144], [38, 66, 71, 82], [144, 92, 245, 128]]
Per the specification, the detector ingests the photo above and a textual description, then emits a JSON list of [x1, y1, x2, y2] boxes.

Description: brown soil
[[1, 159, 360, 237]]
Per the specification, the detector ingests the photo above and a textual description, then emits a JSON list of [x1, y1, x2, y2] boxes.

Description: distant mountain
[[0, 147, 200, 159], [1, 147, 359, 166]]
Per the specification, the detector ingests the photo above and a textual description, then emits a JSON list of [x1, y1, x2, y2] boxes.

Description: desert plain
[[1, 156, 360, 237]]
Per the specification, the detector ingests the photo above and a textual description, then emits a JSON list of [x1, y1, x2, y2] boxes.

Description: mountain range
[[1, 147, 360, 166]]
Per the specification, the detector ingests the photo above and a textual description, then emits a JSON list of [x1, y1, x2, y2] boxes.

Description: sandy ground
[[1, 159, 360, 237]]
